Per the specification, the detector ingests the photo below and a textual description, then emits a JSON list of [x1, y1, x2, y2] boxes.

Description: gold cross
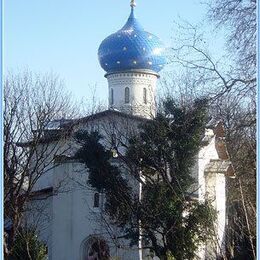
[[130, 0, 136, 8]]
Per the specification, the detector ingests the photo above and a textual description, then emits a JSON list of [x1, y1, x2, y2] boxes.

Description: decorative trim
[[105, 69, 159, 78]]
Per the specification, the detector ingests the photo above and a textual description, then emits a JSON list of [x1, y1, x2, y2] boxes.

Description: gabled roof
[[18, 110, 147, 146], [72, 109, 148, 125]]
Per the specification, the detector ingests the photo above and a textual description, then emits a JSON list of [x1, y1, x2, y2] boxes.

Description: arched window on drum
[[93, 193, 100, 208], [125, 87, 130, 104], [143, 88, 147, 104], [110, 88, 114, 105]]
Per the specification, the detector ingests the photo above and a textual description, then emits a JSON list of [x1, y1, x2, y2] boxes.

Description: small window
[[143, 88, 147, 104], [93, 193, 99, 208], [125, 87, 130, 103], [111, 133, 116, 147], [110, 88, 114, 105]]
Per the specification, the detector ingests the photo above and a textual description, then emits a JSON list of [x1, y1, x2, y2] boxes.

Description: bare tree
[[207, 0, 256, 76], [211, 93, 256, 259], [161, 0, 256, 257], [4, 71, 78, 257]]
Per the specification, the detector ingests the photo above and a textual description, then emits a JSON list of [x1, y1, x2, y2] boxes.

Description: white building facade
[[27, 1, 235, 259]]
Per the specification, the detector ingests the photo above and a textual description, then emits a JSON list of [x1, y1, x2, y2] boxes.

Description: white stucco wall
[[205, 172, 226, 259], [189, 130, 227, 259], [31, 139, 75, 192], [28, 117, 227, 260], [29, 114, 142, 260], [25, 195, 53, 258], [198, 135, 219, 201], [50, 160, 140, 260], [106, 71, 158, 118]]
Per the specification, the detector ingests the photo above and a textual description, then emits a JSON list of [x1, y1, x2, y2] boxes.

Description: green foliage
[[10, 228, 47, 260], [127, 98, 209, 192], [75, 98, 216, 259], [74, 131, 134, 223]]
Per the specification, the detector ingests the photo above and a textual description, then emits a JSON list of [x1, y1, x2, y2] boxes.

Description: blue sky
[[4, 0, 220, 104]]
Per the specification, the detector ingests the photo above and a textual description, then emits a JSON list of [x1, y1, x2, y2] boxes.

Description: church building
[[27, 1, 235, 259]]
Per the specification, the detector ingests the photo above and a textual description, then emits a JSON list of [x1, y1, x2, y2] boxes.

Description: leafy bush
[[11, 228, 47, 260]]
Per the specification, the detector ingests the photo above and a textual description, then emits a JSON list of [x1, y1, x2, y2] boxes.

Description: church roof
[[18, 110, 234, 178], [75, 109, 148, 124], [98, 5, 167, 74], [18, 110, 147, 146]]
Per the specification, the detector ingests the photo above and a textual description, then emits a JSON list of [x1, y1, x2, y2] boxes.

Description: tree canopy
[[74, 98, 216, 259]]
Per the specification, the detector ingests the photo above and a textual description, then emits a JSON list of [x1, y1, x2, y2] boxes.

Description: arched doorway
[[81, 236, 110, 260]]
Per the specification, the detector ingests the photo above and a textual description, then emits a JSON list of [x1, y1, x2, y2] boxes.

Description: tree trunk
[[238, 178, 256, 259]]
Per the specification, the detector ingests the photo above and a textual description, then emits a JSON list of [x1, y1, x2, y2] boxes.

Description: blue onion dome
[[98, 6, 167, 74]]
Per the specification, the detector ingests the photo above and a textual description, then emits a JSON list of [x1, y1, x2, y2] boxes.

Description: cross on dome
[[130, 0, 136, 8]]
